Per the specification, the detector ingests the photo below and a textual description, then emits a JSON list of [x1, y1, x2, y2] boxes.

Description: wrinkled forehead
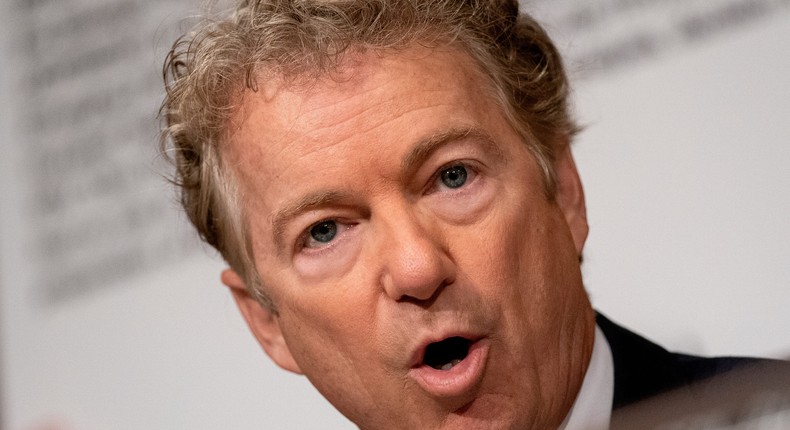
[[222, 44, 501, 188]]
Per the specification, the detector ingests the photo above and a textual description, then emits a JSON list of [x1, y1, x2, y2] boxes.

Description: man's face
[[225, 45, 594, 429]]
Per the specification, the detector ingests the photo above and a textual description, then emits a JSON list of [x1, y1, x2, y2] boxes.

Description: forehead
[[230, 46, 495, 149], [224, 45, 508, 211]]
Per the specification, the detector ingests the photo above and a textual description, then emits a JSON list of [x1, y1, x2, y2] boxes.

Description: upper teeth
[[440, 359, 462, 371]]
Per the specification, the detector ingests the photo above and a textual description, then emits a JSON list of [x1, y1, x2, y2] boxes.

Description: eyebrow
[[400, 127, 506, 179]]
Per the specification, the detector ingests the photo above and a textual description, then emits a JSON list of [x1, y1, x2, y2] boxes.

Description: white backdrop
[[1, 1, 788, 429]]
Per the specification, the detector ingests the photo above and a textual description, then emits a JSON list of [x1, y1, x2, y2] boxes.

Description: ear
[[221, 269, 303, 374], [554, 143, 589, 255]]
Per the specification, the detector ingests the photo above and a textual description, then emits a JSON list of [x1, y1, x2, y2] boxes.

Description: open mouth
[[423, 336, 472, 371], [409, 335, 489, 398]]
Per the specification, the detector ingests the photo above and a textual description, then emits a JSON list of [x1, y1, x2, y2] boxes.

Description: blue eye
[[440, 165, 468, 189], [309, 221, 337, 243]]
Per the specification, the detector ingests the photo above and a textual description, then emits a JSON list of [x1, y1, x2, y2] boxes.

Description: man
[[160, 1, 784, 428]]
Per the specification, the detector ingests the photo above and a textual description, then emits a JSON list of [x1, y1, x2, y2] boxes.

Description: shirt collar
[[559, 324, 615, 430]]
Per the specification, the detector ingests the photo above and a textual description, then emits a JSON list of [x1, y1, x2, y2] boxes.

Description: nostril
[[423, 337, 471, 370]]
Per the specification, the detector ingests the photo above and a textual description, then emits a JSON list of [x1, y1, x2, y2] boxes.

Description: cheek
[[272, 272, 384, 368], [275, 299, 367, 386], [278, 289, 366, 343], [274, 293, 403, 424], [460, 190, 576, 318], [465, 195, 550, 282]]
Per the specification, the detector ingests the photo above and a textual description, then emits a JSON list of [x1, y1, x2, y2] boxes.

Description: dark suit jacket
[[597, 314, 790, 428], [596, 313, 764, 409]]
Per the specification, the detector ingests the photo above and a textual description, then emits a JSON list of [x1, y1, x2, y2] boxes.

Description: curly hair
[[161, 0, 576, 311]]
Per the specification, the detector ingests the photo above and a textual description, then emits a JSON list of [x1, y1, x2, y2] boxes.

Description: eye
[[438, 164, 469, 189], [299, 219, 356, 252], [309, 221, 337, 244]]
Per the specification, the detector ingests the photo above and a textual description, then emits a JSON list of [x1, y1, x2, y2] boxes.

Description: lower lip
[[408, 339, 489, 398]]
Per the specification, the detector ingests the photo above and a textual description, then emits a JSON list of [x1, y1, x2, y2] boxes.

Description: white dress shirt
[[559, 325, 615, 430]]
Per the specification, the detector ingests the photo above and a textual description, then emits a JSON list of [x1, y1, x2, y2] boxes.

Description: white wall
[[1, 1, 788, 429], [575, 12, 790, 358], [539, 3, 790, 359]]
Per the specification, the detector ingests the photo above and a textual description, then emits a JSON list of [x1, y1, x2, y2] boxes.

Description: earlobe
[[554, 144, 589, 255], [221, 269, 303, 374]]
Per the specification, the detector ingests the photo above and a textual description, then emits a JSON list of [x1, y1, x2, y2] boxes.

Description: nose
[[377, 209, 455, 303]]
